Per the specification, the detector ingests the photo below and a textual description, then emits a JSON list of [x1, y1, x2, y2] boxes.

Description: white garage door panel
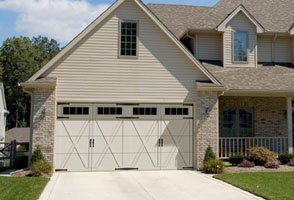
[[91, 153, 123, 171], [55, 136, 90, 154], [55, 153, 91, 171], [56, 120, 90, 137], [55, 104, 193, 171], [161, 153, 191, 169], [123, 153, 159, 170]]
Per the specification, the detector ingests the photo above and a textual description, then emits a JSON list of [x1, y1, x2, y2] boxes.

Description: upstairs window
[[120, 21, 137, 57], [233, 32, 248, 62]]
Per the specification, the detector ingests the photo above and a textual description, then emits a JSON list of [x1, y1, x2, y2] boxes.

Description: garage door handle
[[89, 139, 92, 147], [92, 139, 95, 148]]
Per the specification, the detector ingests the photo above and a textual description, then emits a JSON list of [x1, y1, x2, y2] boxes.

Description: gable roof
[[217, 4, 264, 33], [28, 0, 220, 85], [5, 128, 30, 143], [148, 0, 294, 37], [147, 4, 211, 38]]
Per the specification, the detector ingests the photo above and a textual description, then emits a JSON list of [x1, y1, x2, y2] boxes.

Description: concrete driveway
[[39, 171, 262, 200]]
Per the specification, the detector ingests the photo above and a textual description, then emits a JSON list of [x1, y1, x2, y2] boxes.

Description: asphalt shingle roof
[[203, 62, 294, 91], [148, 0, 294, 38]]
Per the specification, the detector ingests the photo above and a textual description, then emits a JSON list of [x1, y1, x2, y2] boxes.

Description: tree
[[0, 36, 60, 128]]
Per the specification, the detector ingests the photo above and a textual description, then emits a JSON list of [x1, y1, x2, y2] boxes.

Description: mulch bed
[[225, 165, 294, 173]]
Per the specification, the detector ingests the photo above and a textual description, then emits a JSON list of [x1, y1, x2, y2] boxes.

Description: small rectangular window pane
[[70, 107, 76, 115], [145, 108, 151, 115], [104, 107, 110, 115], [234, 32, 248, 62], [77, 107, 82, 115], [152, 108, 157, 115], [171, 108, 177, 115], [183, 108, 189, 115], [165, 108, 170, 115], [98, 107, 103, 115], [63, 107, 69, 115], [110, 107, 116, 115], [83, 107, 89, 115], [133, 108, 139, 115], [117, 107, 122, 115], [177, 108, 183, 115], [139, 108, 145, 115]]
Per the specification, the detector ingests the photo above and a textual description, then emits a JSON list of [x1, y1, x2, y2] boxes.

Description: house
[[5, 128, 30, 143], [21, 0, 294, 172], [0, 83, 8, 142]]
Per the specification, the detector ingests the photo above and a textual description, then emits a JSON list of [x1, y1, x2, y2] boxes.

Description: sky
[[0, 0, 218, 46]]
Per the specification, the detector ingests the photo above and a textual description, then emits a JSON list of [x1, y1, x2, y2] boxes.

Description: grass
[[0, 176, 49, 200], [214, 172, 294, 200]]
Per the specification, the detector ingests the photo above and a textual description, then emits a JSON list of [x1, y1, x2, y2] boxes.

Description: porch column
[[287, 97, 293, 153]]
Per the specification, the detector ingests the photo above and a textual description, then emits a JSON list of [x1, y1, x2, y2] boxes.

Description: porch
[[218, 96, 293, 159]]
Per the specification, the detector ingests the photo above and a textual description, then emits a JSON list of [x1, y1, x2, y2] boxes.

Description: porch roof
[[203, 62, 294, 95]]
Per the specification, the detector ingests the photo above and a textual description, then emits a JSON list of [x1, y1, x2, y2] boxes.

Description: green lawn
[[0, 176, 49, 200], [215, 172, 294, 200]]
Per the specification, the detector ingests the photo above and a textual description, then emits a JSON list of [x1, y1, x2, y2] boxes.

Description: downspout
[[272, 34, 278, 63]]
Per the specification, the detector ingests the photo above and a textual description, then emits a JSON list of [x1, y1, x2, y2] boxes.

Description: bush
[[264, 160, 280, 169], [238, 159, 255, 168], [288, 160, 294, 166], [204, 146, 216, 162], [248, 147, 276, 165], [31, 146, 45, 163], [278, 153, 294, 165], [228, 154, 245, 166], [203, 159, 224, 174], [30, 160, 52, 177]]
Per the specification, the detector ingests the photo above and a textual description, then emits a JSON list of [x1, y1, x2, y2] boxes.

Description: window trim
[[118, 20, 139, 59], [221, 107, 254, 137], [232, 31, 249, 64]]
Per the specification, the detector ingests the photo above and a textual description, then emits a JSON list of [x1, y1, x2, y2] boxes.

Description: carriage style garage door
[[55, 104, 194, 171]]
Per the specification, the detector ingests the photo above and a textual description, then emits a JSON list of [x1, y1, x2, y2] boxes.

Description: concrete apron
[[39, 171, 263, 200]]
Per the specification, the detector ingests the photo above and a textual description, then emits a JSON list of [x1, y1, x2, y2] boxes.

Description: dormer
[[217, 5, 265, 68]]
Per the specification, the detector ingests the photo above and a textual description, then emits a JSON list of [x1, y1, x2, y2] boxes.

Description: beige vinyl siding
[[274, 37, 292, 63], [195, 33, 222, 61], [223, 12, 257, 68], [257, 36, 272, 63], [45, 0, 208, 103]]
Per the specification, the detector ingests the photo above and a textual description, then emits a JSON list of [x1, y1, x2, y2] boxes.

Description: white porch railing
[[219, 137, 289, 159]]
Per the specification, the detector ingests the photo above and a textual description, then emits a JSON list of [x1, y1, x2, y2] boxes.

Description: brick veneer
[[31, 88, 56, 164], [195, 91, 219, 169], [219, 96, 287, 137]]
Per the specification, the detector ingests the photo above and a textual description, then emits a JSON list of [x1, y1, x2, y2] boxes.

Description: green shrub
[[31, 146, 45, 163], [30, 160, 52, 177], [204, 146, 216, 162], [203, 159, 224, 174], [248, 147, 276, 166], [278, 153, 294, 165], [228, 154, 245, 166]]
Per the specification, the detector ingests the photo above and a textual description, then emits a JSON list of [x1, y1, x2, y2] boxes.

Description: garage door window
[[133, 107, 157, 115], [63, 107, 89, 115], [165, 108, 189, 116], [97, 107, 122, 115]]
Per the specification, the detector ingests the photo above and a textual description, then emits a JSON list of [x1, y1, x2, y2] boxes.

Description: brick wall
[[195, 91, 219, 169], [219, 96, 287, 137], [31, 88, 56, 164]]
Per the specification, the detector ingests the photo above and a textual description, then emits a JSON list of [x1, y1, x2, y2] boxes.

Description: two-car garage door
[[55, 104, 194, 171]]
